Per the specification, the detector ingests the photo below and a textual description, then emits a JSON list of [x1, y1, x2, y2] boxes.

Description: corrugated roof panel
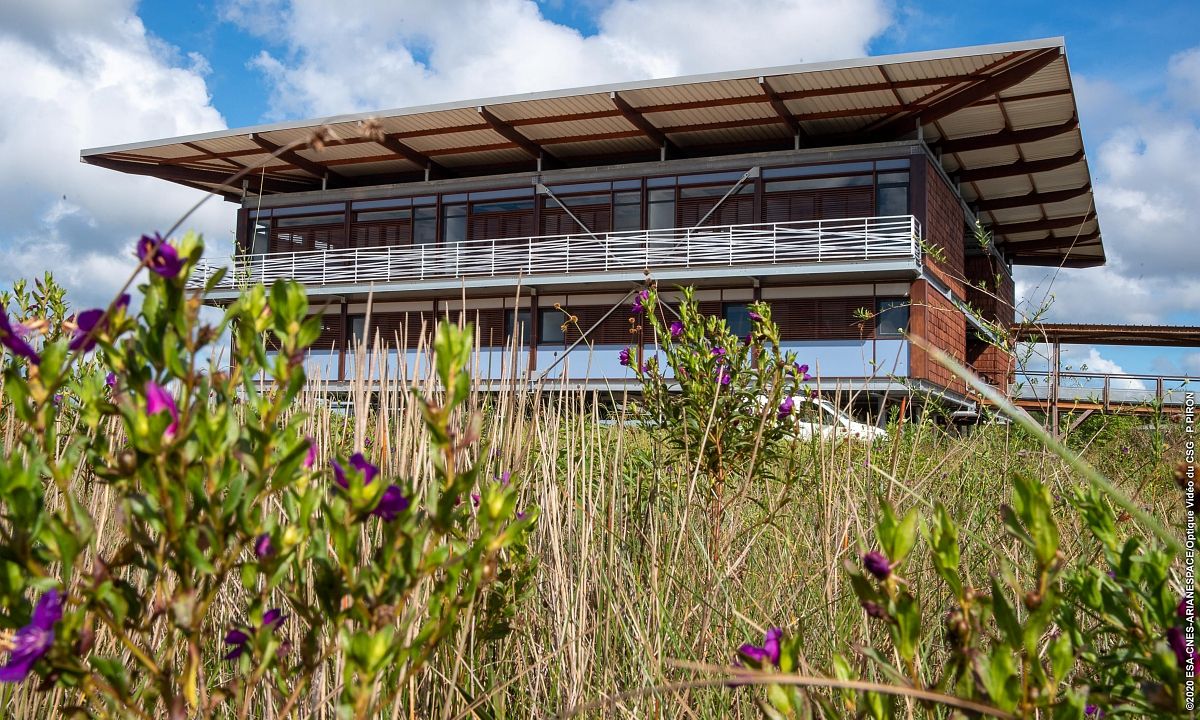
[[953, 145, 1022, 168], [620, 77, 762, 109], [973, 176, 1034, 198], [646, 103, 779, 130], [1030, 163, 1090, 191], [489, 93, 614, 121], [989, 206, 1046, 224], [1002, 95, 1075, 129], [936, 103, 1007, 137], [1041, 195, 1094, 217], [403, 129, 505, 153], [549, 136, 659, 157], [519, 115, 635, 141], [767, 64, 886, 94], [669, 125, 791, 146], [999, 57, 1069, 98], [1018, 130, 1083, 161], [292, 141, 381, 163], [786, 89, 899, 116], [435, 148, 532, 168]]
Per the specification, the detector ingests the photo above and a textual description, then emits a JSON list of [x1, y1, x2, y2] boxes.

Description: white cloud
[[0, 0, 233, 308], [223, 0, 892, 119]]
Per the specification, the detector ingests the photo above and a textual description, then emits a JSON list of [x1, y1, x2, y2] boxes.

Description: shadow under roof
[[81, 37, 1103, 268]]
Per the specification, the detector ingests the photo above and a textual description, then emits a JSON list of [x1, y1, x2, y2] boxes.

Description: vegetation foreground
[[0, 233, 1193, 718]]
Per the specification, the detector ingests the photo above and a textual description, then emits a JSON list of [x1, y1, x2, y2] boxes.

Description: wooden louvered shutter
[[540, 205, 610, 237], [817, 187, 874, 219], [763, 192, 818, 223], [353, 219, 411, 248], [470, 210, 536, 243], [678, 194, 754, 227], [270, 224, 346, 253]]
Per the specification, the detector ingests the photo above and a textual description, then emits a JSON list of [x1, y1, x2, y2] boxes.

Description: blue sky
[[2, 0, 1199, 378]]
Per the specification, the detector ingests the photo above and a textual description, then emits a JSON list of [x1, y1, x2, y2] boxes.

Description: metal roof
[[80, 37, 1103, 267], [1014, 324, 1200, 347]]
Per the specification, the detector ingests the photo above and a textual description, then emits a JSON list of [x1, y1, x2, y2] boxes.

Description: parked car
[[764, 395, 889, 442]]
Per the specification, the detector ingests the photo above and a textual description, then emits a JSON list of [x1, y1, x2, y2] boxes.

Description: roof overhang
[[81, 37, 1104, 267], [1014, 323, 1200, 347]]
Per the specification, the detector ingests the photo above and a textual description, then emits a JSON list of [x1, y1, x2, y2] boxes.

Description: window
[[249, 219, 269, 255], [505, 309, 531, 346], [613, 191, 642, 231], [875, 172, 909, 216], [349, 315, 366, 344], [442, 203, 467, 243], [413, 206, 437, 245], [539, 308, 567, 344], [723, 303, 752, 338], [876, 298, 909, 336], [648, 188, 675, 230]]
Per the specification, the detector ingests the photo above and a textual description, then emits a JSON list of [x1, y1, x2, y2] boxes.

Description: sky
[[1, 0, 1198, 378]]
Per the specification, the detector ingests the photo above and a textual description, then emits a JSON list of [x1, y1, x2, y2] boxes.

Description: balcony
[[190, 215, 921, 296]]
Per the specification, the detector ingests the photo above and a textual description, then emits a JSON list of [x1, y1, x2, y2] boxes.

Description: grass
[[1, 332, 1185, 718]]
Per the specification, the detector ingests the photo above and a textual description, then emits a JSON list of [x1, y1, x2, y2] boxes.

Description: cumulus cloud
[[0, 0, 232, 307], [222, 0, 892, 118]]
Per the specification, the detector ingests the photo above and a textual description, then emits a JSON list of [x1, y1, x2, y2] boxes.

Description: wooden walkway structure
[[1010, 323, 1200, 433]]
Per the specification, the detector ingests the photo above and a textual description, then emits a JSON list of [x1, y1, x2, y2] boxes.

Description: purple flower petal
[[762, 628, 782, 666], [618, 347, 632, 367], [737, 643, 769, 665], [145, 382, 179, 438], [0, 313, 39, 365], [69, 308, 106, 352], [371, 485, 409, 521], [137, 233, 185, 279], [777, 396, 794, 420], [669, 321, 683, 339], [105, 372, 118, 388], [863, 551, 892, 580], [254, 534, 273, 559], [303, 437, 316, 469], [0, 590, 62, 683], [349, 453, 379, 485], [262, 609, 285, 629]]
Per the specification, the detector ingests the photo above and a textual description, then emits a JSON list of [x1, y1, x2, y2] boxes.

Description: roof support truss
[[975, 184, 1091, 212], [611, 92, 676, 156], [81, 156, 315, 195], [477, 106, 560, 168], [375, 134, 454, 178], [249, 134, 345, 183], [758, 77, 801, 139], [956, 151, 1084, 182]]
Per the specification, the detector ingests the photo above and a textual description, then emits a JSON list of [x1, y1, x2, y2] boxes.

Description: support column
[[338, 301, 348, 382], [1050, 340, 1060, 437]]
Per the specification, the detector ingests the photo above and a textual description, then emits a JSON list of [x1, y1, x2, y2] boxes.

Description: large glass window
[[876, 298, 909, 336], [875, 172, 910, 217], [505, 309, 531, 346], [723, 303, 753, 338], [539, 308, 567, 344], [441, 204, 467, 243], [250, 219, 269, 255], [613, 191, 642, 231], [413, 206, 437, 245], [648, 188, 676, 230]]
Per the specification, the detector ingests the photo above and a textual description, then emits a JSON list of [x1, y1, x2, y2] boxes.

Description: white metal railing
[[189, 215, 921, 290], [1012, 370, 1199, 408]]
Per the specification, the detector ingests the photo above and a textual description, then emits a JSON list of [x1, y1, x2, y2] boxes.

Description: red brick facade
[[922, 159, 966, 296], [908, 279, 966, 393]]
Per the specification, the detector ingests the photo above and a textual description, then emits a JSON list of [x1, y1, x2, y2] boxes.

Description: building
[[81, 37, 1103, 412]]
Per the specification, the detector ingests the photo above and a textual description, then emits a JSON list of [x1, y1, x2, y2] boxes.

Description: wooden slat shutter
[[352, 219, 411, 248], [678, 194, 754, 228], [818, 187, 874, 219], [771, 298, 872, 340], [270, 224, 347, 253], [763, 192, 817, 223], [470, 211, 536, 243], [540, 206, 611, 237]]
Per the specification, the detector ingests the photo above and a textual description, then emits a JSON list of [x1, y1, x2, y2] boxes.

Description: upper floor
[[83, 37, 1106, 291]]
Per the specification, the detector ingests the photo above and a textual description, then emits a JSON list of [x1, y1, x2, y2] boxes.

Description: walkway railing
[[1012, 370, 1198, 409], [188, 215, 921, 290]]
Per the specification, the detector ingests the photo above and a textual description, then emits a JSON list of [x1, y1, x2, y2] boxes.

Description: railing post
[[491, 238, 496, 277], [1157, 377, 1164, 402], [1104, 375, 1110, 412], [566, 236, 570, 273], [420, 245, 425, 280], [605, 234, 610, 272], [864, 217, 870, 260], [818, 219, 823, 262]]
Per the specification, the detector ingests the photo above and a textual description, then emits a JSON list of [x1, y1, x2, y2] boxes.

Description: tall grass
[[2, 329, 1182, 718]]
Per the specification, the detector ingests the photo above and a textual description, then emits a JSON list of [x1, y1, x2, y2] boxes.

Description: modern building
[[81, 37, 1103, 411]]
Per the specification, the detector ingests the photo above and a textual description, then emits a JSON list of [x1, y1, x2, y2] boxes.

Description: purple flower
[[255, 534, 273, 559], [137, 233, 185, 278], [863, 551, 892, 580], [332, 453, 379, 489], [1168, 626, 1197, 675], [711, 346, 726, 359], [105, 372, 118, 388], [748, 311, 762, 321], [303, 437, 316, 469], [669, 321, 683, 339], [331, 454, 407, 521], [1085, 704, 1103, 718], [794, 362, 812, 381], [631, 289, 649, 314], [224, 608, 286, 661], [69, 294, 130, 352], [639, 361, 650, 374], [471, 493, 481, 508], [364, 436, 372, 448], [0, 313, 39, 365], [145, 381, 179, 438], [719, 370, 731, 386], [862, 600, 887, 619], [52, 394, 62, 408], [0, 589, 62, 682], [737, 627, 783, 668], [618, 347, 632, 367], [373, 485, 409, 521], [497, 471, 511, 486], [778, 396, 794, 420]]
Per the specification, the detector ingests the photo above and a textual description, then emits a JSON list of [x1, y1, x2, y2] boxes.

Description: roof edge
[[80, 36, 1065, 159]]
